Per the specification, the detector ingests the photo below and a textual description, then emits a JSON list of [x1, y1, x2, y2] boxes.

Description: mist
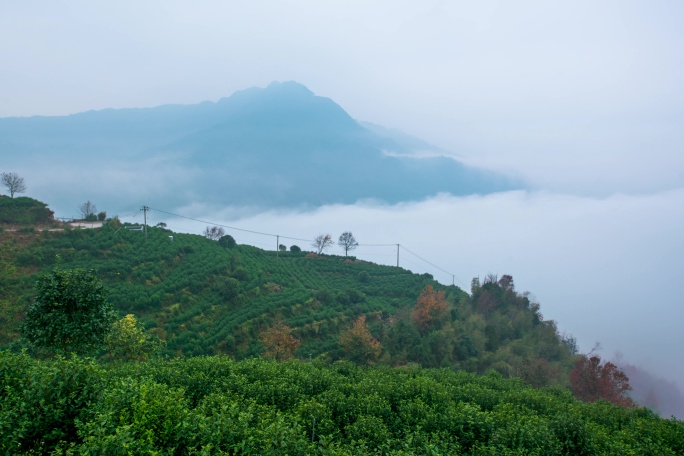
[[138, 189, 683, 390], [2, 0, 683, 417]]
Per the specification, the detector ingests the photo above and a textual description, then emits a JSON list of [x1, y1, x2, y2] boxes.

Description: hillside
[[1, 81, 521, 216], [1, 216, 576, 385], [0, 196, 57, 227]]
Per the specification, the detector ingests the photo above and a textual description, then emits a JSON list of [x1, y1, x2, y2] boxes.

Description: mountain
[[1, 82, 521, 216]]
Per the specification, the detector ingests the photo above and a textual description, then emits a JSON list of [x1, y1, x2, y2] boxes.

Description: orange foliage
[[411, 285, 448, 332], [339, 315, 381, 365], [259, 320, 301, 361]]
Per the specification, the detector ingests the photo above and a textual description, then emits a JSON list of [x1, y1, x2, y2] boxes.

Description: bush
[[218, 234, 237, 249], [0, 352, 105, 454]]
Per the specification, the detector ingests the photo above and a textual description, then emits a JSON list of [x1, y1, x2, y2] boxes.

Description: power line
[[401, 245, 453, 278], [148, 207, 278, 238], [144, 205, 464, 287]]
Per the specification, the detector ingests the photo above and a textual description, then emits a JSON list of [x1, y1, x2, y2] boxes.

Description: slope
[[1, 214, 576, 388]]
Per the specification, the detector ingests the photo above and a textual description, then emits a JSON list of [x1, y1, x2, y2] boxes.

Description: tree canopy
[[312, 234, 333, 254], [570, 355, 633, 407], [1, 172, 26, 198], [78, 200, 97, 220], [21, 264, 117, 355], [338, 231, 358, 256], [203, 225, 225, 240]]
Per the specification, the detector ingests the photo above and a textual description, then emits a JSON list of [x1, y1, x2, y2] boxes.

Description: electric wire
[[143, 205, 465, 287]]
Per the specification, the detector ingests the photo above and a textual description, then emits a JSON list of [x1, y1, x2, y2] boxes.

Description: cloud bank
[[145, 188, 684, 397]]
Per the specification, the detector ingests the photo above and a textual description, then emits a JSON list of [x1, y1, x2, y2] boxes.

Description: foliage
[[313, 233, 333, 254], [338, 315, 381, 365], [260, 320, 301, 361], [203, 225, 225, 240], [2, 211, 580, 389], [1, 353, 682, 454], [290, 244, 302, 253], [218, 234, 237, 248], [0, 196, 55, 225], [78, 200, 97, 220], [105, 314, 163, 361], [411, 284, 448, 332], [338, 231, 358, 256], [570, 355, 633, 407], [1, 171, 26, 198], [21, 264, 117, 355], [0, 351, 104, 454]]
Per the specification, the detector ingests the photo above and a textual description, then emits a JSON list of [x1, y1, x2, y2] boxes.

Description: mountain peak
[[218, 80, 315, 105], [266, 80, 314, 97]]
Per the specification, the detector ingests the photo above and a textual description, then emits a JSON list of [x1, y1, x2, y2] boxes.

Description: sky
[[2, 1, 683, 402]]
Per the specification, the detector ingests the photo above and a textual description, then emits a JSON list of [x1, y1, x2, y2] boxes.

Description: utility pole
[[276, 235, 279, 262], [396, 244, 400, 267], [141, 206, 149, 242]]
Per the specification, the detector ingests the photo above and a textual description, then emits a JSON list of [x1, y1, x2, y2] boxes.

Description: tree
[[97, 211, 107, 222], [1, 172, 26, 198], [411, 285, 448, 332], [290, 245, 301, 253], [278, 244, 287, 251], [569, 355, 633, 407], [203, 225, 225, 240], [218, 234, 236, 248], [259, 320, 301, 361], [339, 315, 381, 365], [338, 231, 359, 256], [21, 264, 117, 355], [312, 234, 333, 254], [105, 314, 163, 361], [78, 201, 97, 220]]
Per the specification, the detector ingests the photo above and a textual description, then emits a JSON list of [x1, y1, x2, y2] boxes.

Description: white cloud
[[150, 188, 684, 390]]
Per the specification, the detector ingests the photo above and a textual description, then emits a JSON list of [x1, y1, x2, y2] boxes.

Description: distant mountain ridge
[[1, 81, 521, 215]]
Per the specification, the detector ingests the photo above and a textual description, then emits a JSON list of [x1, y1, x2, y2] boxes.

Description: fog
[[140, 188, 684, 399], [2, 0, 683, 413]]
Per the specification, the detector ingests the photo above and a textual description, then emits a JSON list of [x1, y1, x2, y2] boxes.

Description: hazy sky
[[2, 2, 683, 396], [3, 1, 684, 194]]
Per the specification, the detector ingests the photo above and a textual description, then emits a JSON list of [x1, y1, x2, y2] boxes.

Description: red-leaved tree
[[411, 285, 448, 332], [569, 355, 633, 407], [339, 315, 381, 365], [259, 320, 301, 361]]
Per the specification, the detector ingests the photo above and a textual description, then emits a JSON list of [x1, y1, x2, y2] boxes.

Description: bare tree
[[338, 231, 359, 257], [312, 234, 333, 254], [79, 201, 97, 220], [203, 225, 225, 240], [1, 172, 27, 198]]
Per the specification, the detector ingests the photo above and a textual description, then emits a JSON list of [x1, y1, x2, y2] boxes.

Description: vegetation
[[570, 355, 633, 407], [338, 231, 358, 256], [1, 199, 680, 452], [1, 353, 682, 455], [78, 200, 97, 221], [0, 222, 582, 383], [313, 233, 334, 254], [204, 225, 225, 240], [1, 171, 26, 198], [20, 263, 117, 356], [0, 196, 56, 226]]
